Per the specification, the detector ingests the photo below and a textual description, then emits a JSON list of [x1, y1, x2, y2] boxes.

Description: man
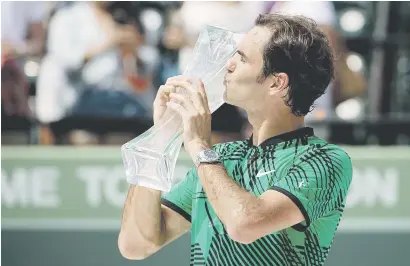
[[118, 14, 353, 266]]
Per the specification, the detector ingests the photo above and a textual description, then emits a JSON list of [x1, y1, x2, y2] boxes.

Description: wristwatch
[[194, 149, 222, 168]]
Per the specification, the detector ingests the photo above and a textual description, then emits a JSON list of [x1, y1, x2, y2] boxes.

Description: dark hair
[[255, 14, 335, 116]]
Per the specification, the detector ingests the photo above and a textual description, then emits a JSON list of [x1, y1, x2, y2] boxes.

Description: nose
[[225, 57, 236, 73]]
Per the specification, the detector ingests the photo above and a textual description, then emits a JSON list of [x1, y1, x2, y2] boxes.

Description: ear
[[268, 73, 289, 96]]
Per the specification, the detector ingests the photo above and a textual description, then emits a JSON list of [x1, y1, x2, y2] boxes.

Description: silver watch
[[194, 149, 221, 168]]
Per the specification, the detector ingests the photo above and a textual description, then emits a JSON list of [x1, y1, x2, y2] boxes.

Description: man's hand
[[165, 76, 212, 160], [152, 82, 177, 126]]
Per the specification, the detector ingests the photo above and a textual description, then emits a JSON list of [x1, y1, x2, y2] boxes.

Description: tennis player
[[119, 13, 352, 266]]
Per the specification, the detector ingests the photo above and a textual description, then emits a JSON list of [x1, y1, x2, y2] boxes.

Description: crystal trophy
[[121, 26, 244, 192]]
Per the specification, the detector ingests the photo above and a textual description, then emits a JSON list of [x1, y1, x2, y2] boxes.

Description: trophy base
[[121, 144, 173, 192]]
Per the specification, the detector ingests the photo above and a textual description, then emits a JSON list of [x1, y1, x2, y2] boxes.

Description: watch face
[[204, 150, 219, 160]]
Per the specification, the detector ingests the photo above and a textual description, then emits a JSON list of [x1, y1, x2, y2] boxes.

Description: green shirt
[[162, 127, 352, 266]]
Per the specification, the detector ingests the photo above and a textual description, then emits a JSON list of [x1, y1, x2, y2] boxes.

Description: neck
[[247, 109, 305, 146]]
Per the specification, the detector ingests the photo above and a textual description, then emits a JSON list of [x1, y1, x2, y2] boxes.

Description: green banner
[[2, 146, 409, 232]]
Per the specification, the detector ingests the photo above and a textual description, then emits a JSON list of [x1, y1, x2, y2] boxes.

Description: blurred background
[[1, 1, 409, 266]]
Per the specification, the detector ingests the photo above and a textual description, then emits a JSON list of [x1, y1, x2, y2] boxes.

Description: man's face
[[223, 26, 272, 109]]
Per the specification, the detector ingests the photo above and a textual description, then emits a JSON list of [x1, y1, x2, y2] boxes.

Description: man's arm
[[196, 146, 353, 244], [196, 163, 304, 244], [118, 185, 191, 260]]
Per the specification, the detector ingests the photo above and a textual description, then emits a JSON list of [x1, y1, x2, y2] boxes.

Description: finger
[[166, 79, 194, 94], [154, 85, 176, 105], [158, 84, 177, 96], [169, 93, 198, 114], [167, 79, 204, 111], [166, 101, 188, 120], [165, 75, 188, 85], [165, 77, 194, 98], [197, 79, 210, 113]]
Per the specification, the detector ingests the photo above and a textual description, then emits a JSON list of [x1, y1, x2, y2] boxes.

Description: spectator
[[36, 1, 157, 125], [1, 1, 47, 118]]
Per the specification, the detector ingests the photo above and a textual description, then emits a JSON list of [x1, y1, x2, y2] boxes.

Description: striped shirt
[[162, 127, 352, 266]]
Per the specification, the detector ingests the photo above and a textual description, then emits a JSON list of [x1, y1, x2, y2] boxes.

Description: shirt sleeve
[[270, 147, 352, 231], [161, 168, 197, 223]]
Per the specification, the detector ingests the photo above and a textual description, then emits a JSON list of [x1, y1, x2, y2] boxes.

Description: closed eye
[[235, 50, 247, 63]]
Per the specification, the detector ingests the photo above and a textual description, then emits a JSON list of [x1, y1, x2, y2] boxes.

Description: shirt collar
[[247, 127, 314, 148]]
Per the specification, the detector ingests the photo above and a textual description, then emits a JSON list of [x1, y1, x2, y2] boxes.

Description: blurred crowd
[[1, 1, 374, 145]]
